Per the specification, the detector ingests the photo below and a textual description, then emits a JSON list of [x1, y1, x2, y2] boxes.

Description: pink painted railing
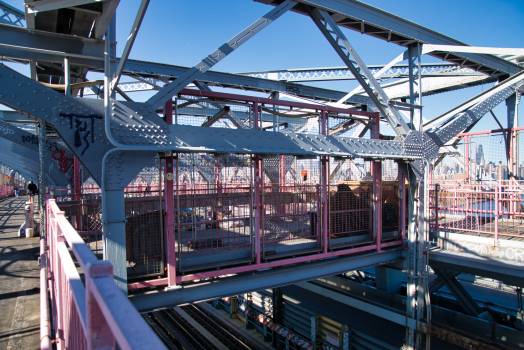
[[0, 185, 14, 199], [430, 180, 524, 241], [42, 197, 166, 349]]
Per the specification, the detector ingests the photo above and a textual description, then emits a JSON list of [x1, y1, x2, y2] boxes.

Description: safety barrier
[[0, 185, 14, 199], [430, 180, 524, 240], [42, 197, 166, 349]]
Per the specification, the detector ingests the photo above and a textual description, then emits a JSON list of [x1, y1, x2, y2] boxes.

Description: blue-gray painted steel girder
[[0, 23, 104, 67], [239, 64, 486, 82], [0, 64, 419, 190], [429, 70, 524, 146], [0, 23, 374, 107], [255, 0, 522, 77], [122, 60, 375, 108], [0, 151, 39, 181], [0, 1, 24, 27], [0, 139, 64, 186], [129, 249, 404, 312], [429, 250, 524, 288]]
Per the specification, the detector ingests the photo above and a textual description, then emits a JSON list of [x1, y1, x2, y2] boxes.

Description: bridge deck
[[0, 196, 40, 350]]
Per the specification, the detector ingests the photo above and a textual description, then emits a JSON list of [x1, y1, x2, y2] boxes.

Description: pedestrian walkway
[[0, 196, 40, 350]]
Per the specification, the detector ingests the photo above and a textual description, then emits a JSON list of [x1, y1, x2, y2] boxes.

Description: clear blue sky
[[2, 0, 524, 132]]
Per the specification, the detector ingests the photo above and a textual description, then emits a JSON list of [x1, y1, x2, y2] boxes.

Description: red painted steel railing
[[42, 197, 166, 349], [430, 180, 524, 240]]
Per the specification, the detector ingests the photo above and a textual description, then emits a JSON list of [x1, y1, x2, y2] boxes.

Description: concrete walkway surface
[[0, 196, 40, 350]]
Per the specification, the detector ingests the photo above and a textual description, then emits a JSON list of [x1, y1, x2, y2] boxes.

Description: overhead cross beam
[[255, 0, 522, 76], [146, 0, 297, 109], [238, 63, 485, 82]]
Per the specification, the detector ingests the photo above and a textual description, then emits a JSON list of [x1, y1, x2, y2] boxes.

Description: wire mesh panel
[[328, 181, 373, 249], [381, 182, 400, 241], [434, 132, 507, 182], [56, 200, 103, 258], [261, 177, 321, 260], [176, 154, 254, 272], [176, 95, 253, 129], [53, 158, 165, 280], [125, 192, 163, 279]]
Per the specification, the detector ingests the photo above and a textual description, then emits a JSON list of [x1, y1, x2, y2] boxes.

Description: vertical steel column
[[321, 110, 328, 254], [104, 189, 127, 291], [373, 115, 382, 252], [253, 103, 262, 264], [399, 173, 406, 248], [407, 44, 417, 127], [495, 181, 499, 246], [415, 164, 430, 350], [64, 57, 70, 97], [164, 100, 177, 286], [404, 167, 419, 349], [102, 19, 128, 293]]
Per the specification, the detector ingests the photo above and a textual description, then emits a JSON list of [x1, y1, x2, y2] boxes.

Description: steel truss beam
[[239, 63, 485, 82], [0, 23, 105, 67], [0, 1, 24, 26], [309, 8, 409, 138], [0, 137, 62, 184], [0, 138, 64, 186], [429, 250, 524, 288], [0, 148, 39, 181], [0, 64, 420, 193], [0, 158, 36, 182], [0, 119, 73, 185], [146, 0, 298, 109], [0, 23, 376, 108], [255, 0, 522, 76], [432, 267, 483, 316], [129, 249, 404, 312], [431, 71, 524, 146]]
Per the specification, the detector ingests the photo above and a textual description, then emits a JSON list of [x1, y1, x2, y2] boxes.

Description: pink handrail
[[42, 197, 166, 349]]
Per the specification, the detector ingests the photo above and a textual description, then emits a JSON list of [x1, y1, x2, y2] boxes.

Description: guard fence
[[41, 196, 166, 349]]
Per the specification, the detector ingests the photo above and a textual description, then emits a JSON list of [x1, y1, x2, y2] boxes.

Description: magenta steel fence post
[[40, 236, 52, 350], [321, 110, 328, 254], [372, 114, 382, 252], [54, 211, 66, 347], [435, 184, 439, 237], [465, 135, 470, 182], [253, 102, 262, 264], [85, 260, 115, 350], [495, 181, 499, 245], [163, 99, 177, 286]]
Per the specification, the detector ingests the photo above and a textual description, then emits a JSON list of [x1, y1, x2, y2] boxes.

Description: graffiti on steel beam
[[59, 113, 103, 155]]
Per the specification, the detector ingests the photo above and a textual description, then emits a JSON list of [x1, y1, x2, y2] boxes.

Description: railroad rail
[[145, 305, 268, 350]]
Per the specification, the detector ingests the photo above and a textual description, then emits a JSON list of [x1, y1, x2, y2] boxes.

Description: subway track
[[144, 304, 266, 350]]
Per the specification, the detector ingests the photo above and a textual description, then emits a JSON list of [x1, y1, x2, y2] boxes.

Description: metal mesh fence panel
[[176, 154, 254, 272], [261, 157, 321, 259]]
